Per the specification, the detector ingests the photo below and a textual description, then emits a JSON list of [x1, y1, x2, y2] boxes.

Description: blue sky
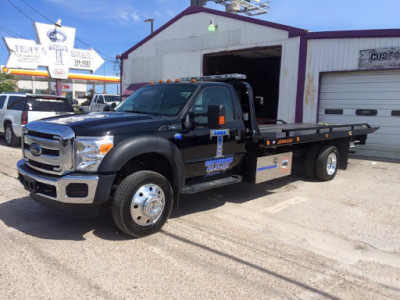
[[1, 0, 400, 93]]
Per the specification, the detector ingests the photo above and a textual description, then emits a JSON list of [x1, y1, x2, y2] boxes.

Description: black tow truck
[[17, 74, 377, 237]]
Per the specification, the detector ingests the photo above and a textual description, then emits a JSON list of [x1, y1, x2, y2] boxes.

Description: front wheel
[[112, 170, 173, 237], [315, 146, 339, 181]]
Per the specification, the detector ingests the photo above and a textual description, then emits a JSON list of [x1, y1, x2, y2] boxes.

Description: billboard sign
[[3, 22, 104, 79]]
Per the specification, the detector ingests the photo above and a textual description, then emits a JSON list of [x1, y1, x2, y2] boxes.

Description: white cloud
[[42, 0, 146, 25], [130, 12, 141, 22]]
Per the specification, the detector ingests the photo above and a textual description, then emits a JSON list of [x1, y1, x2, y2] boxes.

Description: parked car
[[0, 93, 75, 146], [80, 94, 121, 113]]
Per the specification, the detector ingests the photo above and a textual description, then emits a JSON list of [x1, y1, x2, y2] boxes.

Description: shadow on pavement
[[172, 176, 300, 218], [0, 196, 129, 241], [1, 176, 300, 241]]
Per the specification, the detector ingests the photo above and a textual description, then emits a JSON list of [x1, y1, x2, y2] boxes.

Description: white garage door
[[319, 70, 400, 160]]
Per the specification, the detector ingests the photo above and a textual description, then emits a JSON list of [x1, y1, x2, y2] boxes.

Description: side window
[[98, 95, 105, 104], [190, 87, 234, 127], [0, 96, 6, 109], [7, 96, 26, 111]]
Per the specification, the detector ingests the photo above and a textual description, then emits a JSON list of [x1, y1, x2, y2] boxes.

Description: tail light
[[21, 111, 28, 125]]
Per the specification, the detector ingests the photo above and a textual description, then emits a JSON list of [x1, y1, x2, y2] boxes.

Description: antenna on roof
[[191, 0, 270, 16]]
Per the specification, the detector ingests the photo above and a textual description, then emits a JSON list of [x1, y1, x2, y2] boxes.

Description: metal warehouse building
[[120, 6, 400, 160]]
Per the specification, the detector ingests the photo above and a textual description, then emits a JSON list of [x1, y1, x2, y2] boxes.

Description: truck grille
[[23, 122, 75, 176]]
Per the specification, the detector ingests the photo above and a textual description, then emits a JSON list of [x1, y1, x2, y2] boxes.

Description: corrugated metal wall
[[122, 12, 301, 122], [304, 37, 400, 122]]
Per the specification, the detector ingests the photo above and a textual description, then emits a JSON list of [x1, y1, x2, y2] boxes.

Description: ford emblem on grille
[[30, 143, 42, 156]]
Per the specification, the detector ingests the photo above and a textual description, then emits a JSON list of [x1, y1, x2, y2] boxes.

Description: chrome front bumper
[[17, 160, 99, 204]]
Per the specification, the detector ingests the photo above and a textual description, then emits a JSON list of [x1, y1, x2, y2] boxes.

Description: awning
[[1, 67, 120, 84], [122, 83, 147, 97]]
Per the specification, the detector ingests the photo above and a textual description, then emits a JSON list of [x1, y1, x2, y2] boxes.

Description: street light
[[54, 18, 62, 27], [144, 18, 154, 34]]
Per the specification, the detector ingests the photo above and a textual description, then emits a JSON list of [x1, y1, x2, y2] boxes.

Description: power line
[[0, 27, 16, 38], [0, 31, 16, 38], [0, 27, 17, 38], [7, 0, 35, 23], [17, 0, 115, 61], [0, 25, 27, 39], [20, 0, 53, 23]]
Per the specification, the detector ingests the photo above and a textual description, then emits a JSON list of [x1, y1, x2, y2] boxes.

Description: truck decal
[[210, 129, 230, 158], [205, 157, 233, 175]]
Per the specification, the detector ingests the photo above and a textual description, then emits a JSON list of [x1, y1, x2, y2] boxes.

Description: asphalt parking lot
[[0, 138, 399, 299]]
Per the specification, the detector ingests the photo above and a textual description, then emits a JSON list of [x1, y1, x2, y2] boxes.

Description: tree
[[0, 73, 17, 93]]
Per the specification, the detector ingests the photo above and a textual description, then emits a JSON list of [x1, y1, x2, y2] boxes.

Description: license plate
[[23, 175, 37, 193]]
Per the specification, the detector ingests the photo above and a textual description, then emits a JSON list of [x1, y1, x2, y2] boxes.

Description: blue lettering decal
[[257, 165, 277, 172], [205, 157, 234, 175], [210, 129, 230, 157], [212, 130, 228, 136]]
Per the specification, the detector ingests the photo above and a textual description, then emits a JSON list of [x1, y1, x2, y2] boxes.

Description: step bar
[[181, 175, 243, 194]]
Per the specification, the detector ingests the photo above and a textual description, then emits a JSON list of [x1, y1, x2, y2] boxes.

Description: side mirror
[[103, 102, 117, 112], [208, 105, 225, 128], [183, 114, 192, 131]]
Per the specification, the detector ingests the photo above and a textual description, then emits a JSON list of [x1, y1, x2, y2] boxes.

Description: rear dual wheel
[[304, 145, 339, 181], [315, 146, 339, 181], [112, 170, 173, 237]]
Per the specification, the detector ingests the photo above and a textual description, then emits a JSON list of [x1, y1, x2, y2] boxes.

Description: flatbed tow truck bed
[[254, 122, 378, 148]]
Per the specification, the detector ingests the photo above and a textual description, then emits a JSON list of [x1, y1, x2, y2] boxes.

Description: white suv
[[0, 93, 75, 146]]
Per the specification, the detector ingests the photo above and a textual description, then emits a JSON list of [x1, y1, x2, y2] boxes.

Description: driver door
[[179, 86, 245, 183]]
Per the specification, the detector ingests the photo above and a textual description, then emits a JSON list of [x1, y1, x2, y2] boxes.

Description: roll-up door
[[319, 70, 400, 160]]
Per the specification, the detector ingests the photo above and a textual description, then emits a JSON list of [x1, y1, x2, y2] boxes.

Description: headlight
[[75, 136, 113, 172]]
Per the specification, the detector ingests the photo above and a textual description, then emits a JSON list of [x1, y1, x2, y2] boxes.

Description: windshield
[[104, 95, 121, 102], [116, 84, 197, 116]]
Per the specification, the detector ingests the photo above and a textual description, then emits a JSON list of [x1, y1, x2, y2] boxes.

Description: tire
[[5, 124, 20, 147], [303, 144, 320, 179], [112, 170, 173, 237], [315, 146, 339, 181]]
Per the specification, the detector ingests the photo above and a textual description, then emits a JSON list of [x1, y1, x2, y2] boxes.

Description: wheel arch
[[3, 119, 12, 129], [98, 135, 185, 197]]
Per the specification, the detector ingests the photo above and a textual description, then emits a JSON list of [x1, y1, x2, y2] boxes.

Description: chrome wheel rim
[[130, 184, 165, 227], [326, 152, 337, 176], [5, 127, 12, 144]]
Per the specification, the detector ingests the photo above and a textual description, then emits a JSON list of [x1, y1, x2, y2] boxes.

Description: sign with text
[[50, 83, 72, 91], [359, 47, 400, 70], [3, 22, 104, 79]]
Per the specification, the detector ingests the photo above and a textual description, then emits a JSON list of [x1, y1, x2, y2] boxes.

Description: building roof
[[120, 6, 308, 59], [307, 28, 400, 40]]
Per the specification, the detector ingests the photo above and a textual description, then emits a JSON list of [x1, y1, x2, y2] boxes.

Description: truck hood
[[41, 112, 175, 136]]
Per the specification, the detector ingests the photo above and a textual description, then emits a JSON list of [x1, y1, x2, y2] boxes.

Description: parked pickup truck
[[80, 93, 121, 113], [17, 74, 377, 237]]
